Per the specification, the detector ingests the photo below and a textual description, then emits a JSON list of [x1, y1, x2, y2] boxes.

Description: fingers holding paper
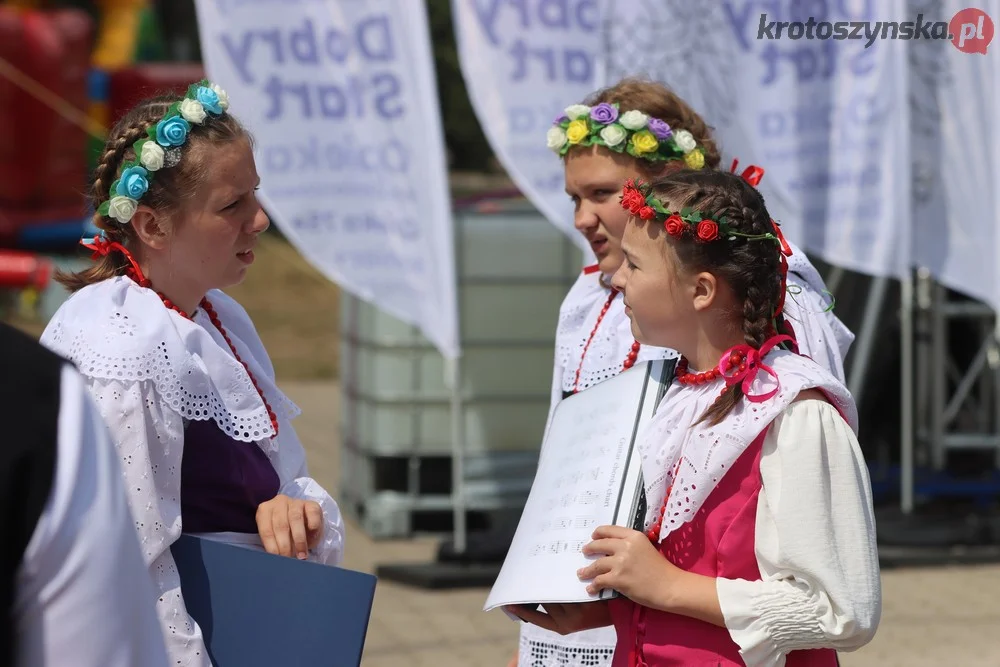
[[578, 525, 678, 609], [504, 602, 612, 635]]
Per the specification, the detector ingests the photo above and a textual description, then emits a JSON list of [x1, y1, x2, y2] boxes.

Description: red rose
[[696, 220, 719, 242], [621, 189, 646, 214], [664, 214, 685, 238], [638, 205, 656, 220]]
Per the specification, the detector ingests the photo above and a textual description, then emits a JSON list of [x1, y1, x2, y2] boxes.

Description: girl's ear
[[691, 271, 718, 312], [129, 205, 168, 250]]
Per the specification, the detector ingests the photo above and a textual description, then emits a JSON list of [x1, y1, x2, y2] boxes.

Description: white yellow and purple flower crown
[[546, 102, 705, 169], [98, 80, 231, 224]]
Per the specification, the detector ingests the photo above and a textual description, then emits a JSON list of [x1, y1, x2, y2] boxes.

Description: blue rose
[[195, 86, 223, 115], [156, 116, 191, 147], [116, 165, 149, 199]]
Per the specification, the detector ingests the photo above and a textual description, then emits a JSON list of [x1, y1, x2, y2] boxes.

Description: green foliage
[[425, 0, 494, 172]]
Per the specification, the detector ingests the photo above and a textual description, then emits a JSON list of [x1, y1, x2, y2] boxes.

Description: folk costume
[[606, 180, 880, 666], [521, 103, 858, 667], [613, 346, 880, 666], [40, 82, 346, 667]]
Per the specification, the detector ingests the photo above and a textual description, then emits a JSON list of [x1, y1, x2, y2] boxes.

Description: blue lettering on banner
[[469, 0, 598, 83], [471, 0, 599, 46], [291, 210, 423, 243], [217, 14, 405, 120], [262, 136, 409, 175]]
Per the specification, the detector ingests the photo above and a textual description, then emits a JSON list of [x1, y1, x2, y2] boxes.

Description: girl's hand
[[256, 494, 324, 560], [504, 601, 612, 635], [578, 525, 682, 609]]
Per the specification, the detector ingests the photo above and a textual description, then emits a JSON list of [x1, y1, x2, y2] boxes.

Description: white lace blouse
[[40, 277, 346, 667]]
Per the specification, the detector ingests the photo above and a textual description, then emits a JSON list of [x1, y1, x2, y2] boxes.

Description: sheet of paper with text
[[485, 360, 673, 611]]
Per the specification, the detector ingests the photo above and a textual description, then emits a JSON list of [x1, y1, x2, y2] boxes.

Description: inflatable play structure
[[0, 0, 202, 310]]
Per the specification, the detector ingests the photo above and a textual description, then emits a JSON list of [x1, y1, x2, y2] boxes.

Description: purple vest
[[180, 418, 280, 534]]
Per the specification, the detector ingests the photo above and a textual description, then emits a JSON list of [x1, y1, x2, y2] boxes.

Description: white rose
[[619, 110, 649, 131], [139, 142, 165, 171], [564, 104, 591, 120], [108, 196, 138, 223], [673, 129, 697, 153], [599, 123, 627, 147], [546, 126, 568, 151], [210, 84, 230, 111], [179, 98, 207, 124]]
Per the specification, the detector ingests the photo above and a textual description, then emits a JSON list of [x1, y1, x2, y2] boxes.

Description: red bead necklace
[[130, 273, 280, 437], [571, 289, 641, 394], [674, 349, 747, 387], [646, 457, 683, 542]]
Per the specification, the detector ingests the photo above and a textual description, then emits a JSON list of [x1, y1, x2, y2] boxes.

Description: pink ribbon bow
[[718, 334, 794, 403]]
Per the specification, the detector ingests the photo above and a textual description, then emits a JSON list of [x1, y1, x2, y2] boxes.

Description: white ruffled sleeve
[[716, 399, 881, 667], [88, 377, 212, 667], [273, 426, 346, 566]]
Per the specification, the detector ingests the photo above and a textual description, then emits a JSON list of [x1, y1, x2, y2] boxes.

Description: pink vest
[[609, 427, 838, 667]]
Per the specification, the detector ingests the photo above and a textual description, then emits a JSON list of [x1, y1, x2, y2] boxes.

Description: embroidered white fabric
[[40, 277, 346, 667], [782, 241, 855, 383], [637, 350, 858, 543], [519, 623, 617, 667]]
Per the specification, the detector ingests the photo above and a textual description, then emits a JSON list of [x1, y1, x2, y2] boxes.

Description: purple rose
[[554, 113, 569, 123], [647, 118, 673, 140], [590, 103, 619, 124]]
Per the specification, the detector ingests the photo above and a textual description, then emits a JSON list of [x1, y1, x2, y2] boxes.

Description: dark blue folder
[[171, 535, 377, 667]]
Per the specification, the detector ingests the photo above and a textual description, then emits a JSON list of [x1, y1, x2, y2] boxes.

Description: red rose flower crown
[[619, 178, 780, 246]]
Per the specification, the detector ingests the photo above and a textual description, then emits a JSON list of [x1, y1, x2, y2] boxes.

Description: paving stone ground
[[284, 380, 1000, 666]]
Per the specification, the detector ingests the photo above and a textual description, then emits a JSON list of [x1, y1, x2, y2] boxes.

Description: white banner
[[601, 0, 912, 279], [910, 0, 997, 308], [451, 0, 607, 252], [194, 0, 459, 359]]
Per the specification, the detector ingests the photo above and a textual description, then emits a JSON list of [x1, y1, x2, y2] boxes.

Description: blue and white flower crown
[[99, 80, 231, 224]]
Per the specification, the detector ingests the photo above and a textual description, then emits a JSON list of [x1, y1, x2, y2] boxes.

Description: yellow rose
[[684, 148, 706, 170], [566, 119, 589, 144], [630, 129, 659, 155]]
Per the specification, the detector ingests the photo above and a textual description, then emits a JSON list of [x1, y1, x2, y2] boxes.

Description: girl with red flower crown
[[510, 170, 881, 667], [512, 78, 856, 667], [512, 80, 723, 667]]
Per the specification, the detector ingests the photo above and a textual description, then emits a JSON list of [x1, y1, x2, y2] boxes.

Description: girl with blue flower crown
[[511, 78, 857, 667], [41, 82, 346, 667]]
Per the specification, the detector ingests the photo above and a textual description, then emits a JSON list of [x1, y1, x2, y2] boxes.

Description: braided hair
[[57, 94, 248, 292], [648, 169, 790, 425]]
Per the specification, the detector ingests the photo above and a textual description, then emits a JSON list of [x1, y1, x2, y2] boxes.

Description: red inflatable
[[0, 8, 92, 212], [0, 249, 53, 291]]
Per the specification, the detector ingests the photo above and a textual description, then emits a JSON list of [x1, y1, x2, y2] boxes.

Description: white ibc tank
[[339, 197, 583, 538]]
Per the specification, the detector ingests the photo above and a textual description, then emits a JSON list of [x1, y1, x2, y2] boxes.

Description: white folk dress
[[40, 277, 347, 667], [521, 265, 677, 667]]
